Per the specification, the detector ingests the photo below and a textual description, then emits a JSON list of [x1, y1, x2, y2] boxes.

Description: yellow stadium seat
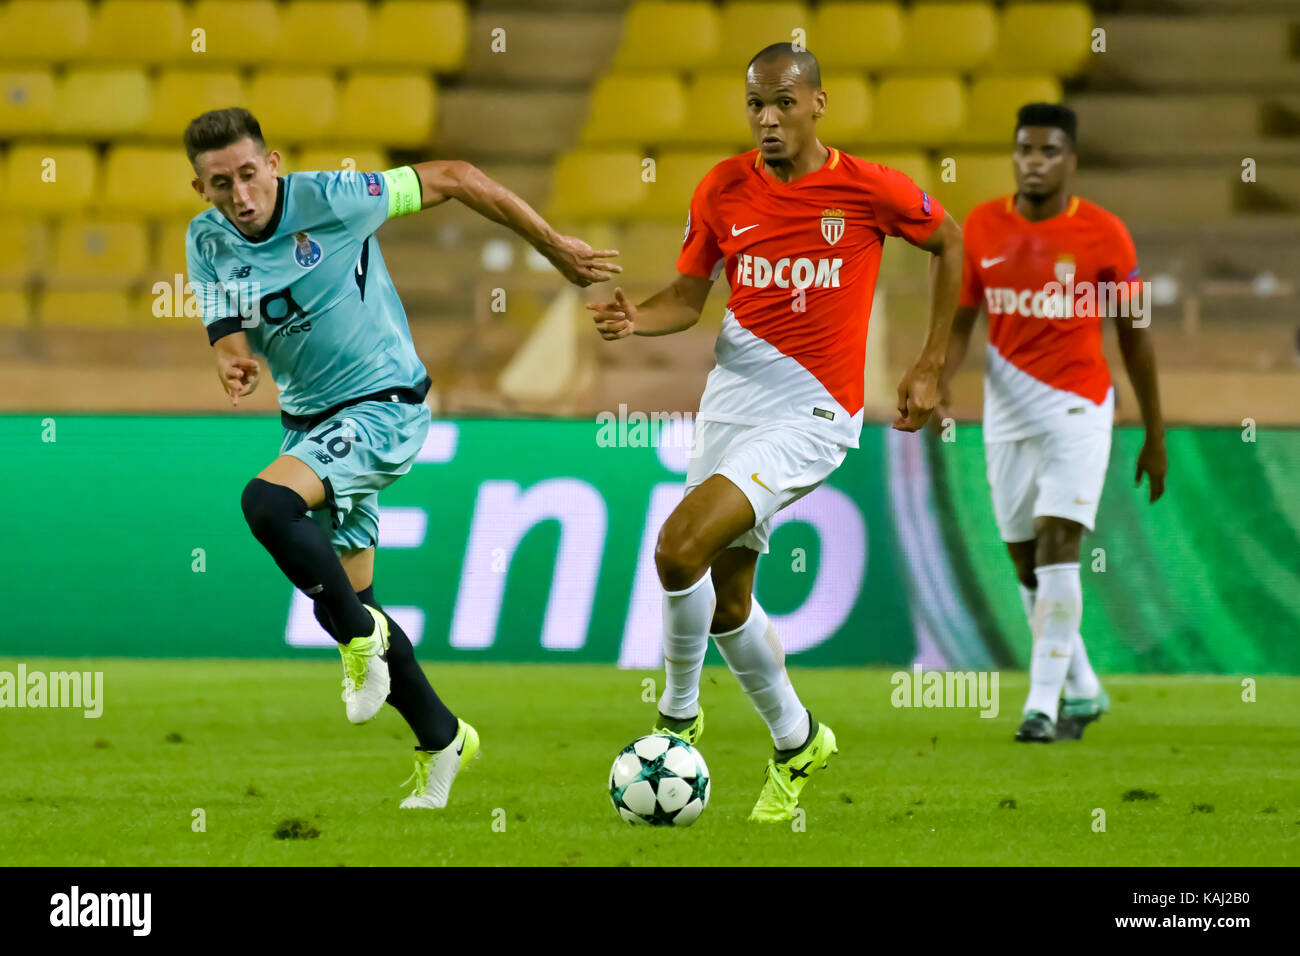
[[900, 2, 997, 72], [39, 290, 136, 326], [995, 2, 1093, 76], [0, 218, 50, 289], [187, 1, 282, 65], [861, 76, 965, 145], [0, 72, 55, 135], [930, 152, 1012, 223], [49, 219, 149, 287], [103, 147, 209, 218], [547, 150, 651, 220], [632, 149, 729, 221], [84, 0, 186, 63], [614, 1, 719, 71], [0, 1, 92, 64], [153, 220, 193, 288], [0, 289, 31, 326], [813, 2, 904, 71], [845, 150, 932, 190], [957, 74, 1062, 145], [713, 2, 811, 70], [582, 74, 686, 147], [53, 69, 150, 136], [817, 72, 871, 144], [294, 147, 391, 176], [245, 71, 338, 142], [4, 144, 98, 214], [366, 1, 467, 70], [332, 73, 435, 147], [616, 221, 695, 277], [278, 1, 371, 67], [675, 72, 753, 148], [144, 71, 246, 139]]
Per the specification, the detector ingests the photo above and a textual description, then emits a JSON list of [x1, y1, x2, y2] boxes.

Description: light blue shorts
[[280, 400, 432, 551]]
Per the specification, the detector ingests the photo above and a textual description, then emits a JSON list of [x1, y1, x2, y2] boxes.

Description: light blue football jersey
[[185, 170, 427, 416]]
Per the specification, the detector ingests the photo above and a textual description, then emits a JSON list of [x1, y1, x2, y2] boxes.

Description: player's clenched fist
[[586, 287, 637, 340], [893, 361, 941, 432], [218, 355, 260, 406]]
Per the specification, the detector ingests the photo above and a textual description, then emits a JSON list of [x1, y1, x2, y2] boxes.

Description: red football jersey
[[960, 195, 1139, 441], [677, 147, 945, 447]]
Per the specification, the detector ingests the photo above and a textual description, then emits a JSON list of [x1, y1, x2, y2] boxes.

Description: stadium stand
[[0, 0, 1295, 424]]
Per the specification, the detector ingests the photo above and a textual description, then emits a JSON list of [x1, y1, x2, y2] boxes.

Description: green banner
[[929, 425, 1300, 674], [3, 416, 1296, 673]]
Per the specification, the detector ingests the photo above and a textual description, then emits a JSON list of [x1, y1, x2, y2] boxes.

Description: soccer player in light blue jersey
[[184, 107, 619, 808]]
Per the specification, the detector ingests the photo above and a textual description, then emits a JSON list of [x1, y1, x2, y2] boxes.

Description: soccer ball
[[608, 734, 710, 826]]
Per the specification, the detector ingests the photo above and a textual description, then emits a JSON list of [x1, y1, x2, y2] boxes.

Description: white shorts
[[683, 419, 848, 554], [984, 427, 1112, 542]]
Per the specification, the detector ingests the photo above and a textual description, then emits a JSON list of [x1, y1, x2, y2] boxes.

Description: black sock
[[357, 586, 459, 752], [241, 478, 373, 640]]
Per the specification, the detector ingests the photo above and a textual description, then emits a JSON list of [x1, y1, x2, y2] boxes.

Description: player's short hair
[[1015, 102, 1077, 148], [183, 107, 268, 166], [746, 42, 822, 90]]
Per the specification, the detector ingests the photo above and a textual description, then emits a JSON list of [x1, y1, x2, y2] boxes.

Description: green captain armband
[[381, 166, 422, 218]]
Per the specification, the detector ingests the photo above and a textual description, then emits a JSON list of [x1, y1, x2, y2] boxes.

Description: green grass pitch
[[2, 659, 1296, 866]]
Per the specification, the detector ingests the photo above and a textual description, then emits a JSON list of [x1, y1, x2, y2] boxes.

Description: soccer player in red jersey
[[938, 103, 1167, 743], [589, 44, 964, 820]]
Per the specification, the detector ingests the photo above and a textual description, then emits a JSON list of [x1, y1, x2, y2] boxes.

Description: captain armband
[[380, 166, 423, 219]]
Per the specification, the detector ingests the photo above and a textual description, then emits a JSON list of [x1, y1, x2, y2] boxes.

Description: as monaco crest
[[820, 208, 845, 246]]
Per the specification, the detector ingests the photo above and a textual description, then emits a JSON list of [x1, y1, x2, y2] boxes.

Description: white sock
[[1024, 563, 1081, 722], [1064, 632, 1101, 699], [659, 573, 714, 719], [711, 599, 807, 748], [1021, 581, 1100, 700]]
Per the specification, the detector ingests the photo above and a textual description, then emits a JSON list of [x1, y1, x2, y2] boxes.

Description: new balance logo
[[228, 264, 252, 280]]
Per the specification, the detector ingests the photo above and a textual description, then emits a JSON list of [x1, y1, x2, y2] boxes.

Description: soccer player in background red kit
[[589, 44, 964, 821], [938, 103, 1167, 743]]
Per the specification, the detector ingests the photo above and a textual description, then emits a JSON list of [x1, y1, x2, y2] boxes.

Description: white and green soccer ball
[[608, 734, 710, 827]]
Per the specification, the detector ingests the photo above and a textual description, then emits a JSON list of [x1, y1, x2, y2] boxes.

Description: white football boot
[[400, 719, 480, 809], [338, 605, 390, 724]]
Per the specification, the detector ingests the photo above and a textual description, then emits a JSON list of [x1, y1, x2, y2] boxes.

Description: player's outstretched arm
[[586, 273, 713, 340], [894, 213, 964, 432], [213, 330, 261, 407], [407, 160, 620, 287], [1114, 312, 1167, 503]]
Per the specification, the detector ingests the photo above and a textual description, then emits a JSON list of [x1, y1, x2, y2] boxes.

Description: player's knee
[[710, 594, 751, 634], [654, 530, 707, 592], [1036, 520, 1083, 565], [240, 478, 307, 537]]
